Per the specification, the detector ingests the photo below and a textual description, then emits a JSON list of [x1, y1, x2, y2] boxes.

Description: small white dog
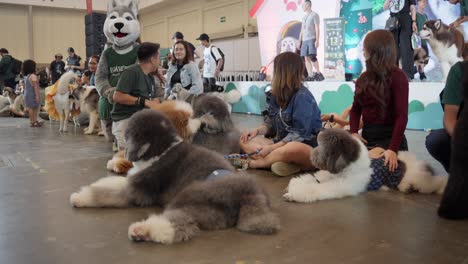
[[284, 129, 447, 203], [53, 72, 77, 132]]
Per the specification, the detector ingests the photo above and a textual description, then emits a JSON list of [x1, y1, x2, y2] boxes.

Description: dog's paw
[[128, 222, 152, 242], [69, 188, 93, 207], [128, 215, 175, 244], [283, 192, 295, 202]]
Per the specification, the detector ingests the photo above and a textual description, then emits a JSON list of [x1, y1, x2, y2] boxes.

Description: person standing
[[23, 60, 41, 127], [197, 33, 223, 92], [87, 55, 99, 86], [384, 0, 418, 80], [65, 47, 83, 76], [0, 48, 16, 93], [298, 0, 324, 81], [49, 53, 66, 84], [415, 0, 428, 81]]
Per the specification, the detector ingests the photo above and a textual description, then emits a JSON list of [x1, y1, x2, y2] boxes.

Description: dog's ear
[[435, 19, 441, 30], [107, 0, 118, 14], [127, 0, 139, 17]]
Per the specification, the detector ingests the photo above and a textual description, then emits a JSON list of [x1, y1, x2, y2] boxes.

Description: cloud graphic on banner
[[407, 102, 444, 130], [319, 84, 354, 114], [231, 84, 267, 115], [408, 100, 425, 115]]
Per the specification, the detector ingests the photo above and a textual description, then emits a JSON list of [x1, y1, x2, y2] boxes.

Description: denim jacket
[[265, 86, 322, 144], [165, 61, 203, 96]]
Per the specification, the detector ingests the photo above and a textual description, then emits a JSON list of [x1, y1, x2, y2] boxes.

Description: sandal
[[226, 156, 250, 170], [30, 121, 42, 127]]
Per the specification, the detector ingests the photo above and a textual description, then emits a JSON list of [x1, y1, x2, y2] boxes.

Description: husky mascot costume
[[96, 0, 140, 144]]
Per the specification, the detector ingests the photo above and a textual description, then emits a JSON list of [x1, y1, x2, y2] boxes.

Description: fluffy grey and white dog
[[284, 129, 447, 203], [192, 94, 241, 155], [70, 110, 279, 244]]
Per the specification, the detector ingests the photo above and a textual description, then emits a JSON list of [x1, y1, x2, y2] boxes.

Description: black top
[[49, 60, 66, 83], [389, 0, 416, 15], [170, 64, 184, 87]]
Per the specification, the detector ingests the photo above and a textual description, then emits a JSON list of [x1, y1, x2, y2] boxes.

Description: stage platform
[[221, 81, 445, 130]]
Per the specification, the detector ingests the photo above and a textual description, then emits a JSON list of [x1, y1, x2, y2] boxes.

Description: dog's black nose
[[114, 22, 124, 30], [200, 123, 206, 129]]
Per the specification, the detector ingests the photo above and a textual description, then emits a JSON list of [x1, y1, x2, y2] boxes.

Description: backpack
[[10, 57, 22, 75], [210, 46, 225, 72]]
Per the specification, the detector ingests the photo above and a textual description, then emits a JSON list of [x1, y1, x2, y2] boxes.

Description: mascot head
[[104, 0, 141, 48]]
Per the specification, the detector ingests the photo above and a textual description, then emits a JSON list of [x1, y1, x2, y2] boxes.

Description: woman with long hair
[[350, 29, 409, 171], [165, 40, 203, 97], [236, 52, 322, 176]]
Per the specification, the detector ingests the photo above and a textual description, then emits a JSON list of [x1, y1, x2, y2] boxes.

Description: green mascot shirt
[[98, 47, 138, 121]]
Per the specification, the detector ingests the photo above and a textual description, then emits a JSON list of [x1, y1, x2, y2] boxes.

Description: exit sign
[[220, 16, 226, 23]]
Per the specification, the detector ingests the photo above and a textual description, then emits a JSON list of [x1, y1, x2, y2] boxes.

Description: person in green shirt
[[426, 61, 467, 172], [445, 0, 468, 28], [111, 42, 162, 150]]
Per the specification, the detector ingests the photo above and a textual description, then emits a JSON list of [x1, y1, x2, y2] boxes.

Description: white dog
[[53, 72, 77, 132], [284, 129, 447, 203]]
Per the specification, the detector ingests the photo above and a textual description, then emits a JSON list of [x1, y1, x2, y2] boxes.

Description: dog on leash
[[192, 94, 241, 155], [70, 85, 100, 135], [166, 83, 241, 112], [106, 100, 201, 174], [419, 19, 465, 81], [70, 110, 280, 244], [284, 129, 447, 203]]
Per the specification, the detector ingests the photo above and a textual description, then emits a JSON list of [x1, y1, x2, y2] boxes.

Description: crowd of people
[[0, 2, 467, 218]]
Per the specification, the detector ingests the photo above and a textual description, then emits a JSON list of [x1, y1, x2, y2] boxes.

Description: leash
[[224, 149, 261, 159]]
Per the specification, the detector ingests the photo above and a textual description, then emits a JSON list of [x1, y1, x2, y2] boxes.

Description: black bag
[[385, 16, 400, 32], [10, 57, 22, 75], [210, 46, 225, 72]]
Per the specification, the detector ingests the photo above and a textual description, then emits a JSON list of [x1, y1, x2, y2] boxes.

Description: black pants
[[425, 129, 451, 172], [392, 13, 414, 79], [203, 77, 216, 93]]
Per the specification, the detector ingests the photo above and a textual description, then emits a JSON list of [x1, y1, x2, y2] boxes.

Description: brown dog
[[106, 100, 201, 174]]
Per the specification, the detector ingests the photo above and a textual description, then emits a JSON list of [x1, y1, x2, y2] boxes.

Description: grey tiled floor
[[0, 115, 466, 264]]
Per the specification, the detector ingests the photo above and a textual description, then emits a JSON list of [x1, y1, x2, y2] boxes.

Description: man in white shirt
[[298, 0, 324, 81], [197, 33, 223, 92]]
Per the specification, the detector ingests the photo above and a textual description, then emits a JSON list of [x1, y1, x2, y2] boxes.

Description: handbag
[[385, 16, 400, 32]]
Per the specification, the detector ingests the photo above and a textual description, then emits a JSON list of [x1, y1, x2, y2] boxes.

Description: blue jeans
[[425, 129, 451, 172]]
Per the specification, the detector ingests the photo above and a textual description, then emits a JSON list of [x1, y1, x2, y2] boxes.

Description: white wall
[[211, 37, 261, 72], [0, 0, 165, 11]]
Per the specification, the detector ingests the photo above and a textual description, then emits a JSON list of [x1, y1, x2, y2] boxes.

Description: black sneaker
[[305, 76, 315, 81], [315, 73, 325, 81]]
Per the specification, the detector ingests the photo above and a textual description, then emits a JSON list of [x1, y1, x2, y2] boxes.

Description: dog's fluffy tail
[[57, 72, 77, 95], [223, 89, 241, 104], [397, 151, 448, 194]]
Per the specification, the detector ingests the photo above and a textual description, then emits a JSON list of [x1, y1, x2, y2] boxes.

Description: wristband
[[139, 97, 146, 108], [134, 97, 139, 106]]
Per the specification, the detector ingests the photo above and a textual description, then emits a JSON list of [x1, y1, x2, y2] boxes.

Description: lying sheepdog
[[192, 94, 241, 155], [70, 110, 280, 244], [284, 129, 447, 203]]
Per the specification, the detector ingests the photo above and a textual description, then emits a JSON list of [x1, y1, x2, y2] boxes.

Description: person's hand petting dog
[[380, 149, 398, 172]]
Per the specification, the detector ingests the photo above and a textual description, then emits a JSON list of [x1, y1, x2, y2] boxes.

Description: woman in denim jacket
[[238, 52, 322, 176], [165, 41, 203, 97]]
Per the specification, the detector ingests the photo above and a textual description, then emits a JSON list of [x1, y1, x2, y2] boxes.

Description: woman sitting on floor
[[235, 52, 322, 176], [349, 29, 409, 172]]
